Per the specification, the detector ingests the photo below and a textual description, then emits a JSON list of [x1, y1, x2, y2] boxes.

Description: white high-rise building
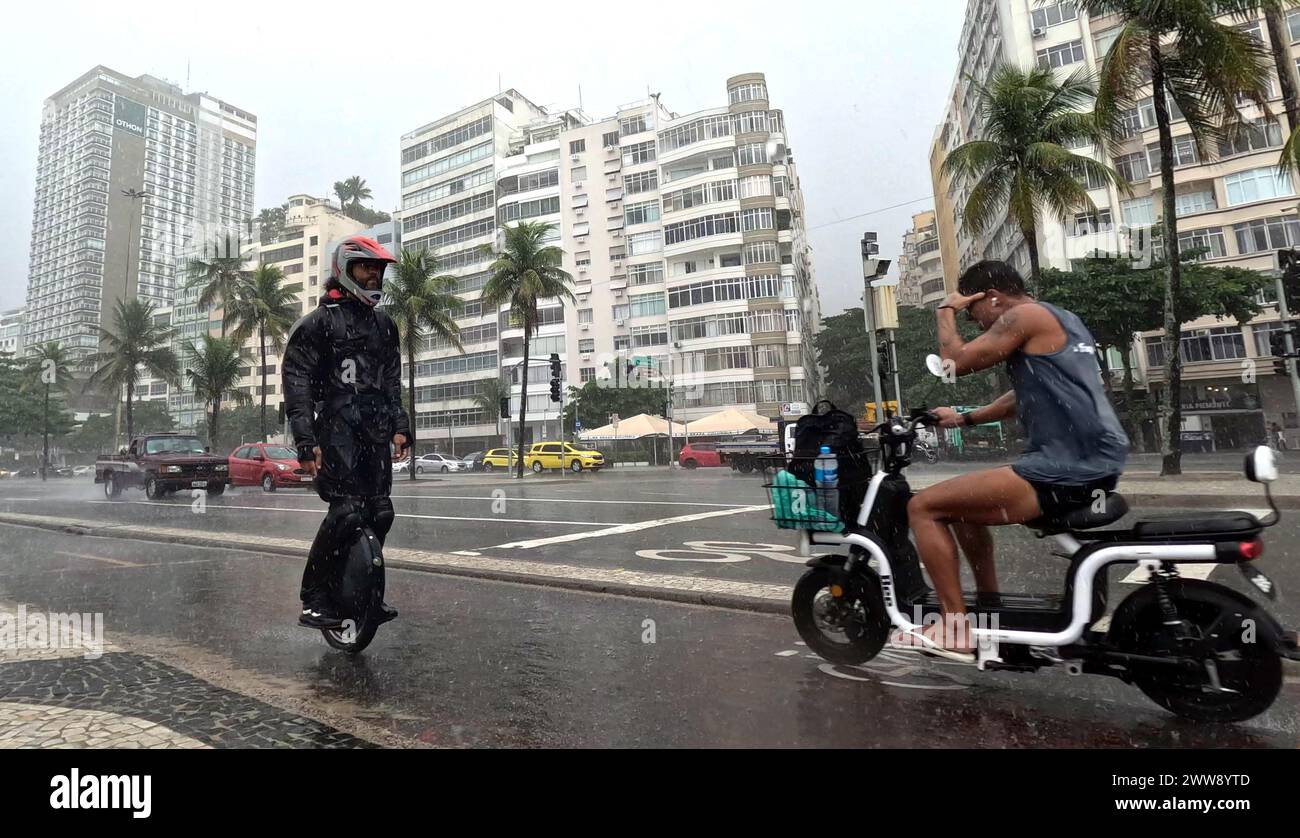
[[398, 75, 825, 450], [24, 66, 256, 369], [898, 210, 945, 309], [398, 91, 551, 453], [932, 1, 1300, 446]]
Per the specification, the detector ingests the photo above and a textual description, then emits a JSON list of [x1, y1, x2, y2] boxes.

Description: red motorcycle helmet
[[330, 235, 396, 306]]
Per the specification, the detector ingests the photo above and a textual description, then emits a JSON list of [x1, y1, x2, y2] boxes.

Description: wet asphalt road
[[3, 468, 1299, 612], [0, 521, 1297, 747]]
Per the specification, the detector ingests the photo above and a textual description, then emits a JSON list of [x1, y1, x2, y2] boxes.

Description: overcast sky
[[0, 0, 966, 317]]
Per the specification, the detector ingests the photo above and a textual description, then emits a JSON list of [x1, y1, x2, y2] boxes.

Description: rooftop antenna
[[578, 84, 583, 111], [186, 58, 190, 90]]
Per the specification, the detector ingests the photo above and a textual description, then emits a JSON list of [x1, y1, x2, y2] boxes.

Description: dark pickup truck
[[95, 433, 230, 500]]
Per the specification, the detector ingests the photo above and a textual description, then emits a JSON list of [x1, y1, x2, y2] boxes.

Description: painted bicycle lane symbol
[[777, 645, 975, 691], [635, 540, 811, 564]]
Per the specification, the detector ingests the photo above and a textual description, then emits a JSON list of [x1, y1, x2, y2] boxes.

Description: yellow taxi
[[525, 441, 606, 473], [481, 448, 520, 472]]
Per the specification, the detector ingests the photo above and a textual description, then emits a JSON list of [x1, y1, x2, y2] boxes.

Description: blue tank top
[[1006, 302, 1128, 485]]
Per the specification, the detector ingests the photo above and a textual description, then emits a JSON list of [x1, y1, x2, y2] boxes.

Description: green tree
[[21, 342, 75, 479], [0, 353, 46, 457], [225, 264, 300, 441], [894, 306, 1000, 412], [479, 221, 575, 477], [82, 298, 180, 445], [256, 204, 289, 245], [194, 403, 264, 453], [941, 63, 1124, 289], [383, 249, 463, 479], [1084, 0, 1273, 474], [185, 236, 250, 338], [562, 380, 672, 432], [185, 335, 249, 448], [67, 401, 175, 455]]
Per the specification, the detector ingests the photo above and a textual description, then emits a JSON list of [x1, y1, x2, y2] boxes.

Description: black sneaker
[[299, 602, 346, 629]]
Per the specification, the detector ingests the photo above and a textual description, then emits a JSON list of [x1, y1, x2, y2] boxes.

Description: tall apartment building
[[24, 66, 256, 372], [398, 91, 551, 453], [932, 1, 1300, 447], [394, 75, 824, 450], [898, 210, 946, 308]]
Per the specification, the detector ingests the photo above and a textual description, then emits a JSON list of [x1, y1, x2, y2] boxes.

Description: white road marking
[[451, 550, 482, 557], [1120, 563, 1217, 584], [53, 551, 141, 567], [774, 650, 800, 657], [85, 500, 608, 527], [489, 505, 769, 549], [386, 493, 751, 508]]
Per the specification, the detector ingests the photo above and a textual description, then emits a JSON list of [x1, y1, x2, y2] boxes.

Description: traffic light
[[550, 379, 561, 402], [1280, 249, 1300, 313], [877, 339, 893, 379], [499, 396, 510, 419], [549, 352, 562, 403]]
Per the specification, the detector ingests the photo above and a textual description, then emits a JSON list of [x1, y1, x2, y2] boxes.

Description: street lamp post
[[861, 233, 892, 418], [115, 188, 149, 451]]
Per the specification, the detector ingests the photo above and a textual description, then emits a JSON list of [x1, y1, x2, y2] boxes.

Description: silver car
[[414, 453, 468, 474]]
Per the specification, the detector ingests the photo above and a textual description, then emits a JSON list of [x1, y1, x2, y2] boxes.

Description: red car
[[228, 443, 315, 492], [678, 442, 722, 469]]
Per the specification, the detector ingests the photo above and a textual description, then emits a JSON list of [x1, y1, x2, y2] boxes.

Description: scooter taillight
[[1239, 538, 1264, 560]]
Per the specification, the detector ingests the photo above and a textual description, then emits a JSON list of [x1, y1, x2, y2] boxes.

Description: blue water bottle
[[813, 444, 839, 517]]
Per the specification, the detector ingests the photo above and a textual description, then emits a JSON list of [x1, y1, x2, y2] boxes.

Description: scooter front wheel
[[792, 565, 891, 664]]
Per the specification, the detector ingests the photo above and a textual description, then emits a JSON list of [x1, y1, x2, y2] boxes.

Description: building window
[[579, 338, 595, 353], [569, 139, 586, 155], [620, 114, 650, 136], [624, 200, 660, 226], [629, 292, 666, 318], [578, 308, 593, 324], [622, 141, 656, 166], [1036, 39, 1085, 70], [1173, 190, 1217, 216], [575, 251, 591, 267], [580, 367, 595, 383], [1032, 1, 1079, 31], [602, 130, 620, 148], [728, 83, 768, 105], [624, 171, 658, 195], [1147, 136, 1199, 171], [628, 231, 663, 255], [1115, 152, 1149, 183], [628, 262, 664, 286], [571, 166, 587, 182], [1070, 209, 1113, 236], [1223, 167, 1295, 206], [1218, 120, 1283, 158], [737, 143, 768, 166], [1235, 216, 1300, 254]]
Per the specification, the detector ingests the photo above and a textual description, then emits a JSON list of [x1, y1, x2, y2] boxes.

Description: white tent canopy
[[578, 413, 687, 441], [681, 407, 777, 437]]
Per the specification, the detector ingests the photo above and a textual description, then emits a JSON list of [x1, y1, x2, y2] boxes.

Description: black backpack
[[789, 400, 871, 521]]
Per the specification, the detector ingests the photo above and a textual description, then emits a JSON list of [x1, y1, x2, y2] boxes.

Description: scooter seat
[[1029, 492, 1129, 533], [1131, 513, 1260, 538]]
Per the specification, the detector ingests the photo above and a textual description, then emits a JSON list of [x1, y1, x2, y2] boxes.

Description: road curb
[[0, 512, 791, 615]]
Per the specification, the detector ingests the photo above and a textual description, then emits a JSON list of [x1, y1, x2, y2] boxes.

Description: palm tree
[[185, 236, 249, 337], [255, 204, 289, 245], [333, 176, 374, 212], [1084, 0, 1273, 475], [479, 221, 575, 478], [225, 264, 300, 441], [1222, 1, 1300, 170], [185, 334, 249, 450], [472, 377, 512, 448], [942, 64, 1126, 289], [383, 249, 463, 480], [21, 342, 73, 480], [82, 298, 179, 445]]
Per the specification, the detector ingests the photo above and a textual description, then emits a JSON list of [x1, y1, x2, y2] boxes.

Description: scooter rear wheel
[[322, 617, 379, 655], [792, 565, 890, 664], [1109, 579, 1282, 723]]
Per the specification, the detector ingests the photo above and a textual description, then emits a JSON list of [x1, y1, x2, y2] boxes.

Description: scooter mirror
[[1245, 445, 1279, 483], [925, 354, 945, 378]]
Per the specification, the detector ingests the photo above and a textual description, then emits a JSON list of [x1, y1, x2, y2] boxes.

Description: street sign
[[780, 402, 809, 418]]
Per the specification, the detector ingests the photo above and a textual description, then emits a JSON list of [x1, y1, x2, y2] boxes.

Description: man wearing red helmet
[[282, 235, 410, 628]]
